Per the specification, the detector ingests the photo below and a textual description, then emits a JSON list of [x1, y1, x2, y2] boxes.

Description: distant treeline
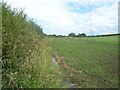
[[46, 33, 86, 37], [88, 33, 120, 37], [46, 33, 120, 37]]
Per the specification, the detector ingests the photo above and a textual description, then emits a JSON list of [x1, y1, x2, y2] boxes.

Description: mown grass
[[51, 35, 119, 88]]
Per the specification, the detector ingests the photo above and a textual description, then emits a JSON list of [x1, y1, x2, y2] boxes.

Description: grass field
[[50, 35, 119, 88], [2, 2, 119, 88]]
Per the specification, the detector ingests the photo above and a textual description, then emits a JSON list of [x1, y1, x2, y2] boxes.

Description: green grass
[[51, 35, 119, 88], [2, 2, 119, 88]]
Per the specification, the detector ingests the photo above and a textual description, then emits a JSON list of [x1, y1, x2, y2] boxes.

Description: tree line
[[47, 33, 86, 37], [47, 33, 120, 37]]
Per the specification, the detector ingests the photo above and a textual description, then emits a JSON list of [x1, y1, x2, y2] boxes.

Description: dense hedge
[[2, 2, 63, 88], [0, 3, 2, 89]]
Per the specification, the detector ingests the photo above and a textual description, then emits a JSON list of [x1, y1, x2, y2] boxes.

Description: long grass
[[2, 2, 63, 88]]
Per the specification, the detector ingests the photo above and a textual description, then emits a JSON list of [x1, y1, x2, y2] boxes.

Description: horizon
[[4, 0, 119, 36], [45, 32, 120, 36]]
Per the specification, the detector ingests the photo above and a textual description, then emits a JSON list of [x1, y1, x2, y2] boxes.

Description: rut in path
[[53, 53, 82, 88]]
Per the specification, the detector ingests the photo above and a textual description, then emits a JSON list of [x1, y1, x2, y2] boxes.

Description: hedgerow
[[2, 2, 63, 88]]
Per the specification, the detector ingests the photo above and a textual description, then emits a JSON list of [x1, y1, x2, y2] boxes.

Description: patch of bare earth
[[53, 53, 82, 88]]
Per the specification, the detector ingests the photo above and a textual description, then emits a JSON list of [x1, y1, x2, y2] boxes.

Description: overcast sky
[[4, 0, 119, 35]]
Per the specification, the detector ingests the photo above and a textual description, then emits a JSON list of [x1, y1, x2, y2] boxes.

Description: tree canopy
[[68, 33, 76, 37]]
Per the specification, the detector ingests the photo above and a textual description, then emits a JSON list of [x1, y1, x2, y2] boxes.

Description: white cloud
[[4, 0, 118, 35], [66, 1, 118, 35], [63, 0, 118, 2]]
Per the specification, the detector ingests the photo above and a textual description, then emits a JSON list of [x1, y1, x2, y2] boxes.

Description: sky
[[4, 0, 119, 36]]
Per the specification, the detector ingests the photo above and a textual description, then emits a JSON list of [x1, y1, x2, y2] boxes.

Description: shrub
[[2, 2, 63, 88], [68, 33, 76, 37]]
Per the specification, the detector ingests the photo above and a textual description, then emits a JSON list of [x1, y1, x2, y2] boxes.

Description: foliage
[[80, 33, 86, 37], [68, 33, 76, 37], [2, 2, 63, 88], [76, 33, 86, 37], [68, 33, 86, 37], [77, 33, 81, 37], [47, 34, 57, 37], [0, 2, 2, 89]]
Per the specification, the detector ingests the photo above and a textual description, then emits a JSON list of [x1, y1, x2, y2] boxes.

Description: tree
[[52, 34, 56, 37], [68, 33, 76, 37], [80, 33, 86, 37], [77, 33, 81, 37]]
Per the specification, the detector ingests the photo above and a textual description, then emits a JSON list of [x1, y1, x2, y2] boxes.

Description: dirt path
[[53, 53, 82, 88]]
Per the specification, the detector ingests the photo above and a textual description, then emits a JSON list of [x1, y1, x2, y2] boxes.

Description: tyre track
[[53, 53, 82, 88]]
